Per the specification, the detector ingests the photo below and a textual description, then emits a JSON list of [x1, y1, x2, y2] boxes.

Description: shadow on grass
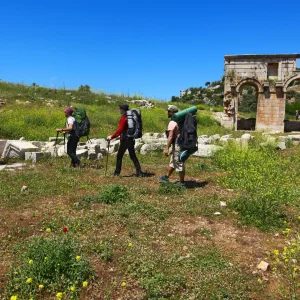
[[178, 180, 209, 189], [122, 172, 156, 178]]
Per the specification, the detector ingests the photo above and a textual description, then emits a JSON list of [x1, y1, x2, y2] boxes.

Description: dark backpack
[[178, 112, 198, 151], [73, 107, 90, 138], [127, 109, 143, 138]]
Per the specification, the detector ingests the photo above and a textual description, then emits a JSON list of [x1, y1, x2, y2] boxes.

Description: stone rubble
[[0, 132, 294, 167]]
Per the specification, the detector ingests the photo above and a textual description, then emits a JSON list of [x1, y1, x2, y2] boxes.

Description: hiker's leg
[[173, 144, 185, 181], [127, 139, 141, 173], [166, 167, 174, 177], [67, 136, 80, 166], [179, 170, 185, 183], [166, 143, 177, 178], [115, 139, 127, 174]]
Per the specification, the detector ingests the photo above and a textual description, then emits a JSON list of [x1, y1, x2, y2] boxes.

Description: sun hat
[[167, 105, 179, 112]]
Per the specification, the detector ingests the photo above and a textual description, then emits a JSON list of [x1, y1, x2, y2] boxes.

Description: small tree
[[78, 85, 91, 93], [205, 81, 211, 87]]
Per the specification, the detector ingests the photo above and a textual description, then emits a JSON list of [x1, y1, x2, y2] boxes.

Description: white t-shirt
[[66, 116, 76, 136]]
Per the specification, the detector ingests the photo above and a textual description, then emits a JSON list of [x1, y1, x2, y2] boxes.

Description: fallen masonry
[[1, 133, 299, 165]]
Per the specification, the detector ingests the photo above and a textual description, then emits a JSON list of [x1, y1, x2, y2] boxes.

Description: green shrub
[[158, 182, 185, 195], [79, 185, 130, 205], [6, 236, 93, 299], [213, 144, 300, 230], [98, 184, 130, 204]]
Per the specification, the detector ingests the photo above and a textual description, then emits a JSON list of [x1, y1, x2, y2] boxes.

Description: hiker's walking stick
[[54, 131, 59, 156], [105, 139, 110, 176], [63, 132, 66, 152]]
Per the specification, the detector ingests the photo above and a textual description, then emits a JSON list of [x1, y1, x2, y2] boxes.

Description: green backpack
[[73, 107, 90, 138]]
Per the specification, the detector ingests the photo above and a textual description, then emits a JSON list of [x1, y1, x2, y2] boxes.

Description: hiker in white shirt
[[56, 107, 81, 168]]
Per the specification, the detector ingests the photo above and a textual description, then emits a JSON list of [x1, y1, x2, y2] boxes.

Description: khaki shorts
[[169, 143, 185, 172]]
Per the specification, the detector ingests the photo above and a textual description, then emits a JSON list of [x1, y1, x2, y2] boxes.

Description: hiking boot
[[136, 171, 145, 177], [159, 175, 169, 182], [175, 181, 186, 187], [74, 162, 82, 168]]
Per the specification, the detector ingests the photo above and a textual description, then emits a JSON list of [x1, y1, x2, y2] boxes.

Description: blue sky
[[1, 0, 300, 100]]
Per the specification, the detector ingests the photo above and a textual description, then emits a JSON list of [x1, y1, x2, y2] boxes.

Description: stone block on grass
[[2, 141, 39, 160], [25, 152, 51, 162]]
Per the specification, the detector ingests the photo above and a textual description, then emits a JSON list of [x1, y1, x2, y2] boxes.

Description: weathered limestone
[[130, 99, 154, 108], [0, 140, 7, 157], [193, 145, 222, 157], [2, 131, 294, 168], [2, 141, 39, 159], [0, 162, 28, 171], [76, 149, 88, 159], [140, 143, 165, 155], [31, 141, 46, 149], [25, 152, 51, 162], [224, 54, 300, 133]]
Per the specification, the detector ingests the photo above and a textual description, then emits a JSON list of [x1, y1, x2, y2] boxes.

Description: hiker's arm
[[56, 123, 73, 133], [108, 117, 126, 140], [164, 130, 174, 157]]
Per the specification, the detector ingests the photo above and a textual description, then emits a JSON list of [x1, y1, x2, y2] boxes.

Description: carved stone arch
[[283, 73, 300, 92], [235, 78, 264, 93]]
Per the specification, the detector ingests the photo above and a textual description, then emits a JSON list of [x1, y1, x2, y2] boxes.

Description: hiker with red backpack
[[56, 107, 81, 168], [107, 103, 144, 177], [159, 105, 198, 187]]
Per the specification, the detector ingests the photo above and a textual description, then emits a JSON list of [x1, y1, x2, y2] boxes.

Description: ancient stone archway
[[221, 54, 300, 133], [283, 73, 300, 93]]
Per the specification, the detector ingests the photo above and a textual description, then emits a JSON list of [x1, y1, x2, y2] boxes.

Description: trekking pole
[[63, 132, 66, 153], [54, 131, 59, 156], [105, 139, 110, 176]]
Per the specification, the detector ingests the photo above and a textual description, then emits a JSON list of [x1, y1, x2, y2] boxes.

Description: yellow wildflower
[[272, 267, 277, 271], [272, 249, 279, 256], [82, 281, 88, 288], [128, 242, 133, 247], [298, 216, 300, 220], [294, 267, 298, 272], [46, 228, 51, 233], [26, 278, 32, 284], [285, 259, 289, 263], [257, 278, 263, 284], [76, 256, 81, 261], [121, 281, 127, 287], [70, 286, 75, 291], [39, 284, 44, 289], [10, 296, 18, 300], [28, 260, 33, 264], [56, 292, 63, 299]]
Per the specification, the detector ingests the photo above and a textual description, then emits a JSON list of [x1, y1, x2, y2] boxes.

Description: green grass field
[[1, 82, 300, 299]]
